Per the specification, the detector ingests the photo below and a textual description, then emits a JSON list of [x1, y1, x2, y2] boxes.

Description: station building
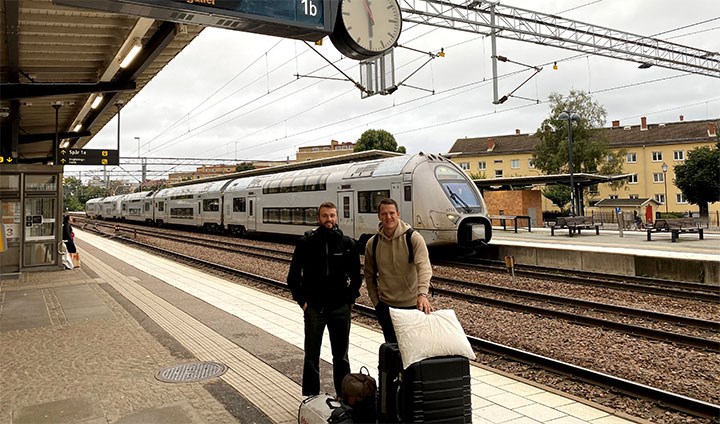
[[447, 117, 719, 223]]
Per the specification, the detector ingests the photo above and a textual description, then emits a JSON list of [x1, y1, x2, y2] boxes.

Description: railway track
[[434, 257, 720, 301], [87, 221, 720, 352], [80, 226, 720, 421]]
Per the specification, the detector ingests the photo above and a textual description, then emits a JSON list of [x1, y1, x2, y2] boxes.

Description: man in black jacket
[[287, 202, 362, 397]]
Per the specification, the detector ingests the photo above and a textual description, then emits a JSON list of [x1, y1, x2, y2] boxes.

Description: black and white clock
[[330, 0, 402, 60]]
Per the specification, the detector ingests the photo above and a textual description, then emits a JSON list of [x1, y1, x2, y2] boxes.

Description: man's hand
[[417, 294, 432, 314], [302, 302, 308, 311]]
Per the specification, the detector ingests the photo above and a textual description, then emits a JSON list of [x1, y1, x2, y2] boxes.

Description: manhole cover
[[155, 361, 227, 383]]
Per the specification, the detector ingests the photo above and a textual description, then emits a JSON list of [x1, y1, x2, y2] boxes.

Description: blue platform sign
[[56, 0, 336, 41], [615, 207, 621, 214]]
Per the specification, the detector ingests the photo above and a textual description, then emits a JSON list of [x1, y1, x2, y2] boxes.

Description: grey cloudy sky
[[77, 0, 720, 180]]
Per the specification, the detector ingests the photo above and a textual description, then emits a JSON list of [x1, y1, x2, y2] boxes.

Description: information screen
[[56, 0, 337, 41]]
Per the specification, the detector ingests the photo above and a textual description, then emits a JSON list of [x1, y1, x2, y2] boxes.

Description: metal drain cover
[[156, 361, 227, 383]]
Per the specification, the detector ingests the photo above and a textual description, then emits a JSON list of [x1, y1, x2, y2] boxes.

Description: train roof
[[122, 191, 154, 201], [155, 179, 233, 197]]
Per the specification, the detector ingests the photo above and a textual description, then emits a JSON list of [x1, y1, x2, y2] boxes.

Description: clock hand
[[362, 0, 375, 37]]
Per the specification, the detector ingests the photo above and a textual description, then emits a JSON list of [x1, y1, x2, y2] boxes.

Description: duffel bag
[[341, 366, 377, 423], [298, 394, 353, 424]]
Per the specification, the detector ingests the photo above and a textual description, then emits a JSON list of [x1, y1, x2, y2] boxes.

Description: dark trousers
[[375, 301, 416, 343], [303, 303, 351, 396]]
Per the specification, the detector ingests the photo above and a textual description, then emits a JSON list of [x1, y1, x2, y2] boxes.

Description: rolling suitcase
[[379, 343, 472, 423]]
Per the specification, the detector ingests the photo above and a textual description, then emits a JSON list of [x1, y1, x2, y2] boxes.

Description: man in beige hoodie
[[364, 198, 433, 343]]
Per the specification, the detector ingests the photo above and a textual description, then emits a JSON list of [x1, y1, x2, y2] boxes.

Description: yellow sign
[[0, 223, 6, 253]]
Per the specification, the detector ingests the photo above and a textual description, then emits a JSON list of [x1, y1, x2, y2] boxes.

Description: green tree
[[532, 90, 626, 212], [354, 129, 406, 153], [542, 185, 572, 212], [674, 142, 720, 218], [63, 176, 84, 211], [235, 162, 255, 172]]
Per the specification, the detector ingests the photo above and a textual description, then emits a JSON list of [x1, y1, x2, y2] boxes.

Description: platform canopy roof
[[473, 173, 633, 191], [0, 0, 203, 163], [593, 198, 660, 208]]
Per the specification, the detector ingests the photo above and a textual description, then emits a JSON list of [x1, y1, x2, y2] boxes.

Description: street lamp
[[661, 162, 668, 216], [134, 136, 140, 158], [558, 111, 581, 216]]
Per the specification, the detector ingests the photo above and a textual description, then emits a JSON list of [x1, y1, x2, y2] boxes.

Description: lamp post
[[661, 162, 668, 216], [558, 111, 581, 216]]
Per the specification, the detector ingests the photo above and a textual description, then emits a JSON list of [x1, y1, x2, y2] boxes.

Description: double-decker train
[[85, 153, 492, 248]]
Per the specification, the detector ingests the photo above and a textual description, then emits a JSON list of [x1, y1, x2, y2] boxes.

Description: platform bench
[[488, 215, 532, 233], [646, 218, 704, 242], [549, 216, 602, 236]]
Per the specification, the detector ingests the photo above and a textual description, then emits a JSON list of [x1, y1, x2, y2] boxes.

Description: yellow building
[[296, 140, 355, 161], [447, 117, 719, 221]]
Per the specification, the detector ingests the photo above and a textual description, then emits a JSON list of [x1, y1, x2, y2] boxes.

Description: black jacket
[[287, 226, 362, 308]]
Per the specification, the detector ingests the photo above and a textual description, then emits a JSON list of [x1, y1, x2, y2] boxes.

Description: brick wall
[[483, 190, 544, 226]]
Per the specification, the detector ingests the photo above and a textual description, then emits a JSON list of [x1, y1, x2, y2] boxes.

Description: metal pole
[[52, 103, 61, 164], [567, 120, 575, 216], [490, 4, 499, 104], [663, 168, 668, 215]]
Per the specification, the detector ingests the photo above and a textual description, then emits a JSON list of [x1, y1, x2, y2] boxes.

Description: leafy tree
[[354, 129, 406, 153], [542, 185, 572, 212], [236, 162, 255, 172], [532, 90, 626, 212], [674, 142, 720, 218]]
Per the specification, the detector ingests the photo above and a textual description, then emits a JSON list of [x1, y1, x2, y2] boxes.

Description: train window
[[291, 177, 306, 192], [357, 190, 390, 213], [233, 197, 246, 212], [343, 197, 350, 219], [203, 199, 219, 212], [144, 202, 151, 212], [170, 207, 193, 219], [318, 175, 328, 190], [263, 180, 281, 194], [292, 208, 304, 224], [434, 165, 464, 180], [404, 186, 411, 202], [304, 176, 320, 191], [280, 178, 293, 193], [281, 208, 292, 224], [157, 202, 165, 212], [305, 208, 317, 224]]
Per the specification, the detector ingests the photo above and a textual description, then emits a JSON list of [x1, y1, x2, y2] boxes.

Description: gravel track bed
[[128, 233, 719, 423], [431, 266, 720, 322]]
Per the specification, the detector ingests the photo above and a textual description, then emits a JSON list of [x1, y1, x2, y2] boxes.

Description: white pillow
[[389, 308, 476, 369]]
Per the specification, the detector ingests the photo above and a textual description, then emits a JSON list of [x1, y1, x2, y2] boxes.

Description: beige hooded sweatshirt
[[364, 219, 432, 308]]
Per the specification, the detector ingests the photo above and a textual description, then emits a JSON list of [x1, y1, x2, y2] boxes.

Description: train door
[[247, 196, 257, 231], [337, 191, 355, 238], [390, 182, 405, 215]]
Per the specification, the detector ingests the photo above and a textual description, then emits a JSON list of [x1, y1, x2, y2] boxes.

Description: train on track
[[85, 153, 492, 248]]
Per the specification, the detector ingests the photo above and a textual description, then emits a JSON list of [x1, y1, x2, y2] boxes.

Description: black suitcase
[[379, 343, 472, 423]]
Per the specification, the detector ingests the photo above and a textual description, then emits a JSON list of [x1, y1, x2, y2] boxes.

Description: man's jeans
[[302, 303, 351, 396]]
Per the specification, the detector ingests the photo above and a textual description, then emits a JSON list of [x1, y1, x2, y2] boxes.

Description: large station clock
[[330, 0, 402, 60]]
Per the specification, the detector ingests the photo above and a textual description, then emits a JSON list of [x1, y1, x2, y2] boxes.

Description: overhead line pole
[[400, 0, 720, 78]]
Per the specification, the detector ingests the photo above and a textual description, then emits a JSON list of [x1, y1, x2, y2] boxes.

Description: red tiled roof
[[448, 118, 719, 157]]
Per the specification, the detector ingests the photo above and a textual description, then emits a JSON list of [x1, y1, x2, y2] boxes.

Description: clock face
[[330, 0, 402, 60]]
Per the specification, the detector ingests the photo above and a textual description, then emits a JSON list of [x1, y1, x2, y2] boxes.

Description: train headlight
[[446, 213, 460, 224]]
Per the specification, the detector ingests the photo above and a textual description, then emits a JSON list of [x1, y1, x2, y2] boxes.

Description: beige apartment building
[[296, 139, 355, 161], [447, 117, 719, 219]]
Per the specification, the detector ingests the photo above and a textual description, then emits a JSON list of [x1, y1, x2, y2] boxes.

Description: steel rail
[[84, 227, 720, 420]]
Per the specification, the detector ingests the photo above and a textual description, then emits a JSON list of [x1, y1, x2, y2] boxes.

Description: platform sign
[[59, 149, 119, 166], [55, 0, 337, 41]]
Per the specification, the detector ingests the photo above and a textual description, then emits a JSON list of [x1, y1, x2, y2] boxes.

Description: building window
[[654, 194, 665, 204], [629, 194, 639, 199], [673, 150, 685, 161], [510, 159, 520, 169], [494, 169, 503, 178], [493, 159, 503, 164], [459, 162, 470, 170], [609, 195, 619, 199], [528, 159, 535, 169], [626, 152, 637, 163], [478, 161, 486, 170], [652, 172, 664, 183], [652, 151, 663, 162], [628, 174, 638, 184], [677, 193, 688, 204]]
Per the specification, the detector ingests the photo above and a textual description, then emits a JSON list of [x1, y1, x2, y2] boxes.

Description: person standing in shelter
[[62, 215, 76, 254], [364, 198, 433, 343], [287, 202, 362, 397]]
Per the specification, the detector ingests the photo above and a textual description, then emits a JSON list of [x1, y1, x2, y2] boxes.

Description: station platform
[[0, 229, 645, 424], [484, 226, 720, 284]]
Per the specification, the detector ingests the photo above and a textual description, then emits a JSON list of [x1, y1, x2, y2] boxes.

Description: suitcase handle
[[326, 397, 342, 409]]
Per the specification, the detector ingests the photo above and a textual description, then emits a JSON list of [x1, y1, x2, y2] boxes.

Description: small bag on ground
[[298, 394, 353, 424], [341, 366, 377, 423]]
